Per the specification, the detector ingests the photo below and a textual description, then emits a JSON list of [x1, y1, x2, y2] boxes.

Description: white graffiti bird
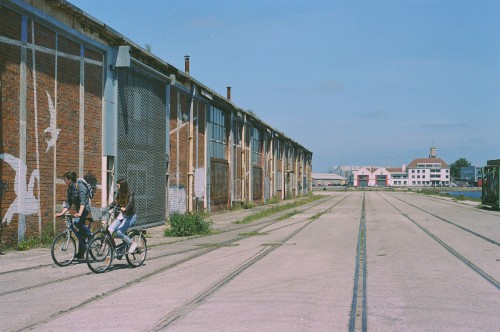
[[0, 153, 40, 227], [44, 91, 60, 153]]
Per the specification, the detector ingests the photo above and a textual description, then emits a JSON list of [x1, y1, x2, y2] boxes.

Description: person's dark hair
[[84, 172, 97, 191], [117, 178, 130, 206], [64, 171, 77, 183]]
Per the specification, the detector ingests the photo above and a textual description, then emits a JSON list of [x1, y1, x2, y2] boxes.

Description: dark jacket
[[107, 191, 136, 217]]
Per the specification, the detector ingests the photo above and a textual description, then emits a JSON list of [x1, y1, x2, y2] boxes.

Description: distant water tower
[[429, 147, 437, 158]]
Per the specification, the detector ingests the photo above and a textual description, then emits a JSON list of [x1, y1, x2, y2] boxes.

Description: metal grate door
[[117, 66, 166, 228]]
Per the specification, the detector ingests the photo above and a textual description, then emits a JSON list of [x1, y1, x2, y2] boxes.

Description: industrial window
[[209, 107, 227, 159], [275, 139, 282, 160], [252, 127, 262, 165], [234, 122, 242, 146]]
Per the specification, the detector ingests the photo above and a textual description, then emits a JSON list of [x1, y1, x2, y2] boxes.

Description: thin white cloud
[[421, 122, 470, 129]]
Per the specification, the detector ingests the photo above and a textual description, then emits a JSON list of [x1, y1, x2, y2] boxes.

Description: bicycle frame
[[51, 211, 103, 267], [86, 208, 147, 273], [58, 214, 74, 252]]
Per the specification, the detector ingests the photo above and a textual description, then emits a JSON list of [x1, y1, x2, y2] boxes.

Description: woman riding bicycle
[[106, 178, 137, 254]]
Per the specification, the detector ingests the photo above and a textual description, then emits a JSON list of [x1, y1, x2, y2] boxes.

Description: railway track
[[379, 193, 499, 289], [385, 193, 499, 246], [349, 193, 367, 332], [5, 191, 497, 331], [8, 194, 349, 331], [147, 196, 349, 331]]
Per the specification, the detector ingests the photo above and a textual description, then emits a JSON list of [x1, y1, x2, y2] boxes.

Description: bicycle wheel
[[84, 229, 104, 251], [126, 232, 147, 267], [51, 232, 76, 266], [86, 236, 113, 273]]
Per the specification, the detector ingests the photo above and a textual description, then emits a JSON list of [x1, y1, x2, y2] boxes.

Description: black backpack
[[77, 178, 95, 199]]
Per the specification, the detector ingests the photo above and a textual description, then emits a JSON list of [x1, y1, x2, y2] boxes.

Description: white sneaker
[[128, 242, 138, 254]]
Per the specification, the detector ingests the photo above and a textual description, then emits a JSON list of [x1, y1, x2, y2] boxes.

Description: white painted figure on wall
[[0, 153, 40, 240], [0, 91, 59, 240], [43, 91, 60, 153]]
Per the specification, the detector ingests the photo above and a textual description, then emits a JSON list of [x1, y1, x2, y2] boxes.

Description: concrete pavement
[[1, 191, 499, 332]]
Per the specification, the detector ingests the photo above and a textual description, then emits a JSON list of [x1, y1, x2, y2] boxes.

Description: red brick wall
[[169, 89, 190, 190], [0, 8, 103, 245], [0, 8, 21, 243]]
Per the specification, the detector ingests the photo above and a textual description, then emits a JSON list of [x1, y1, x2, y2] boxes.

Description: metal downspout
[[240, 115, 244, 203], [188, 85, 195, 212]]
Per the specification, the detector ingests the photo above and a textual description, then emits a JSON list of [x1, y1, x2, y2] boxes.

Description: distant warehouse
[[0, 0, 313, 245], [312, 173, 347, 187]]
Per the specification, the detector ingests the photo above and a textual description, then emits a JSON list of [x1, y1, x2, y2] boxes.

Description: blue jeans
[[108, 214, 136, 245], [71, 210, 91, 253]]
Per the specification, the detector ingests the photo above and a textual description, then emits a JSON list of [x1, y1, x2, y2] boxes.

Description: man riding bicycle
[[55, 171, 92, 259]]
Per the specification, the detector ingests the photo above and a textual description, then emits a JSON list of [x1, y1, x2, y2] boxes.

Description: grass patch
[[276, 210, 301, 221], [234, 194, 322, 224], [262, 242, 282, 247], [452, 195, 481, 202], [309, 210, 328, 221], [238, 231, 268, 237], [196, 242, 238, 249], [165, 212, 212, 237], [243, 201, 255, 209], [17, 226, 55, 251], [266, 196, 280, 205]]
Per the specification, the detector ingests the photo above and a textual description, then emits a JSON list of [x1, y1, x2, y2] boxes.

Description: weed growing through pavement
[[165, 212, 212, 237], [234, 194, 322, 224], [16, 226, 55, 251], [238, 231, 268, 237]]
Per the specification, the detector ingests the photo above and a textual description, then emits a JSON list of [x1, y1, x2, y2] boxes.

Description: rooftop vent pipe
[[184, 55, 190, 75], [227, 86, 231, 100]]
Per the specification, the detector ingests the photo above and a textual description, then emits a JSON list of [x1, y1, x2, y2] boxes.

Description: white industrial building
[[347, 148, 451, 187], [312, 173, 347, 187]]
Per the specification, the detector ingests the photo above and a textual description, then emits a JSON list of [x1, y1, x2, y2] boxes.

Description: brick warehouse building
[[0, 0, 313, 245]]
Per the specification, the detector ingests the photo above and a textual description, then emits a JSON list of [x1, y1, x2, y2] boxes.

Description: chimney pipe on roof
[[184, 55, 190, 75], [226, 86, 231, 100]]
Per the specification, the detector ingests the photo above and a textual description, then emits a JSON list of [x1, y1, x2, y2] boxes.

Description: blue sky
[[70, 0, 499, 171]]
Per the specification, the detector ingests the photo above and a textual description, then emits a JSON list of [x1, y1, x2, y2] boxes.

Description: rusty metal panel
[[210, 159, 229, 211], [253, 167, 263, 201]]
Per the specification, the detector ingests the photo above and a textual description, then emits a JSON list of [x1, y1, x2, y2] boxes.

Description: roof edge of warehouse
[[16, 0, 311, 153]]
